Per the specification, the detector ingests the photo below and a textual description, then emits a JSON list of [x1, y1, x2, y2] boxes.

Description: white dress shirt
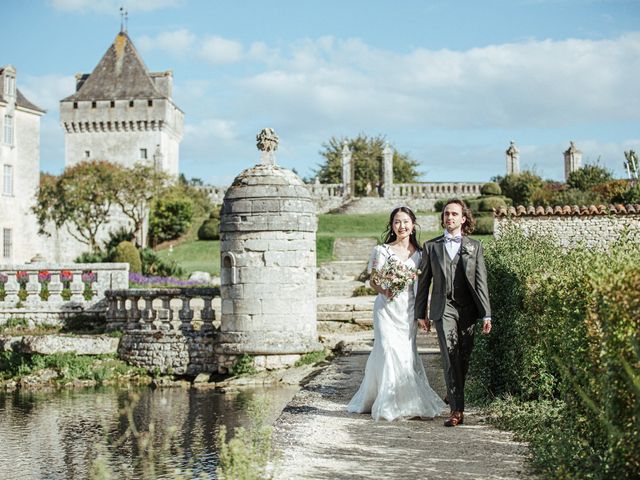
[[443, 230, 462, 259]]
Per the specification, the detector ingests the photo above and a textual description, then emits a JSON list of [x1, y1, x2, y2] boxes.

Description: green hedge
[[470, 223, 640, 478], [113, 241, 142, 273], [478, 196, 507, 212], [481, 182, 502, 196]]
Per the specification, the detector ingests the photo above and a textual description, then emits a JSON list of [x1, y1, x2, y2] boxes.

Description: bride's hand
[[417, 319, 430, 332], [383, 289, 394, 300]]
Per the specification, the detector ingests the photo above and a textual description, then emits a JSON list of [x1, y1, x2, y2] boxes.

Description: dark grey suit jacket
[[415, 235, 491, 322]]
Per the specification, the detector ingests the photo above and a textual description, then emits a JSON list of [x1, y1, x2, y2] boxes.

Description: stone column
[[505, 141, 520, 175], [564, 141, 583, 181], [341, 141, 352, 198], [383, 142, 393, 198]]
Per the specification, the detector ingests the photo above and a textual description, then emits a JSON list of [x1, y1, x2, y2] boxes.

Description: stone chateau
[[2, 30, 183, 263]]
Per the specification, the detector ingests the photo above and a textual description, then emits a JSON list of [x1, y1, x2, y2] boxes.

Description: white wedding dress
[[347, 244, 446, 421]]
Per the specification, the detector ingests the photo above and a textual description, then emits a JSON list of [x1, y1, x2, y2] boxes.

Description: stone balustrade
[[307, 183, 344, 198], [387, 182, 483, 198], [0, 263, 129, 325], [105, 287, 221, 375]]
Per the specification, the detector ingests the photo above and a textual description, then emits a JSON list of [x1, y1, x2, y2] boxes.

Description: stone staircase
[[331, 197, 391, 214], [316, 237, 377, 344]]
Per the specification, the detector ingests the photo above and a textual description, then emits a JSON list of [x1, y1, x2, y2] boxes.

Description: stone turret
[[505, 141, 520, 175], [216, 129, 321, 373], [59, 31, 183, 176], [564, 141, 582, 181]]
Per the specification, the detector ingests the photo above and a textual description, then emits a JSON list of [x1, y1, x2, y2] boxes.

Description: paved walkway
[[272, 345, 536, 480]]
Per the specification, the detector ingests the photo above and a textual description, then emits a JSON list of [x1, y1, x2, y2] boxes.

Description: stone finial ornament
[[256, 128, 279, 165]]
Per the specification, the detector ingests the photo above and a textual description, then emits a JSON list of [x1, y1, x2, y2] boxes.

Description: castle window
[[3, 115, 13, 146], [4, 75, 15, 97], [139, 148, 148, 160], [84, 150, 91, 159], [3, 164, 13, 195], [110, 100, 115, 108], [129, 100, 134, 107], [73, 102, 78, 109], [2, 228, 12, 260], [148, 99, 153, 107], [91, 101, 97, 108]]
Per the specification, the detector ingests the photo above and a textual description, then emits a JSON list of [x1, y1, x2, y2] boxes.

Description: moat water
[[0, 384, 299, 479]]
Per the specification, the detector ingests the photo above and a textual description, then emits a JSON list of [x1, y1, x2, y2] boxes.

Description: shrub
[[497, 171, 544, 206], [478, 196, 507, 212], [294, 349, 328, 367], [621, 182, 640, 203], [103, 227, 135, 254], [481, 182, 502, 196], [208, 205, 222, 220], [112, 241, 142, 273], [75, 251, 109, 263], [471, 224, 640, 478], [566, 163, 613, 191], [197, 218, 220, 240], [591, 179, 632, 203], [139, 248, 183, 277], [149, 198, 194, 244], [553, 188, 602, 206], [473, 214, 495, 234], [230, 354, 257, 376]]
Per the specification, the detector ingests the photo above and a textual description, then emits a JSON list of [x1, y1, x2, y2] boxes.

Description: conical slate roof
[[63, 32, 165, 102]]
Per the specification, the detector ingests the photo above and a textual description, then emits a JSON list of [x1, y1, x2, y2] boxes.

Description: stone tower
[[59, 31, 183, 176], [217, 128, 321, 373], [505, 141, 520, 175], [564, 141, 582, 181]]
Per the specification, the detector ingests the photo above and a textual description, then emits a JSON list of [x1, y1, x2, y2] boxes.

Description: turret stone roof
[[0, 66, 45, 113], [62, 32, 167, 102]]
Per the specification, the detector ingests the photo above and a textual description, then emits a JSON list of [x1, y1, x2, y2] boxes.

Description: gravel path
[[272, 348, 536, 480]]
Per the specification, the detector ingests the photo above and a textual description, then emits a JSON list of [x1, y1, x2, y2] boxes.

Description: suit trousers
[[434, 299, 476, 412]]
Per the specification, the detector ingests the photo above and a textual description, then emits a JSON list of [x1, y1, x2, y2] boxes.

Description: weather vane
[[120, 6, 128, 33]]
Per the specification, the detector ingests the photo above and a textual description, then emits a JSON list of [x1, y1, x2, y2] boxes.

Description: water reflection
[[0, 385, 299, 479]]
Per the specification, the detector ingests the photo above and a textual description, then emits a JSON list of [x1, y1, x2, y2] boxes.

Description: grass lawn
[[156, 212, 494, 276], [156, 240, 220, 276]]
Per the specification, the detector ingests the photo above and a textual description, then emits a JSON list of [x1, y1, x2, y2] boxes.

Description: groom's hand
[[417, 319, 430, 333], [482, 319, 492, 335]]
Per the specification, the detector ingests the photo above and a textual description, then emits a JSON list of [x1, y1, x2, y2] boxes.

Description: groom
[[415, 198, 492, 427]]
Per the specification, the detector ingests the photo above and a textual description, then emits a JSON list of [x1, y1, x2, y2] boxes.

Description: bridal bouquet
[[371, 257, 419, 300]]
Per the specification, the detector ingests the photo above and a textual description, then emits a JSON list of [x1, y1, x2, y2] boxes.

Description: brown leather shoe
[[444, 411, 464, 427]]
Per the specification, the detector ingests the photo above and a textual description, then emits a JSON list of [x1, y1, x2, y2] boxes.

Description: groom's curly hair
[[440, 198, 476, 235]]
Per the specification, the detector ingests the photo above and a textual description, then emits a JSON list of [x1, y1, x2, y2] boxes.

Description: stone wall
[[106, 287, 218, 374], [494, 204, 640, 250]]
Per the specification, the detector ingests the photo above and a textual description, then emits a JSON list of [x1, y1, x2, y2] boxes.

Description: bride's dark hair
[[382, 206, 422, 251]]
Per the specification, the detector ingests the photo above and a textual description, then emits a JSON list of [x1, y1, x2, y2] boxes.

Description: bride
[[347, 206, 446, 421]]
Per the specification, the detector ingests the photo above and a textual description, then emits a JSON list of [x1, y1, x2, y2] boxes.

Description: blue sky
[[4, 0, 640, 185]]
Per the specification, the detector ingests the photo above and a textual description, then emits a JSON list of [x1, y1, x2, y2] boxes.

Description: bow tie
[[445, 236, 462, 243]]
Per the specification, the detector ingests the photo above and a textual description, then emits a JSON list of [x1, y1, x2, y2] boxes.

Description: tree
[[566, 164, 613, 191], [113, 164, 168, 248], [315, 134, 421, 196], [494, 171, 544, 206], [33, 161, 118, 252]]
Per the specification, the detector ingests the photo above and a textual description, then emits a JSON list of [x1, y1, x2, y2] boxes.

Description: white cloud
[[199, 36, 244, 64], [20, 74, 76, 112], [50, 0, 183, 13], [138, 29, 196, 57], [236, 33, 640, 132]]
